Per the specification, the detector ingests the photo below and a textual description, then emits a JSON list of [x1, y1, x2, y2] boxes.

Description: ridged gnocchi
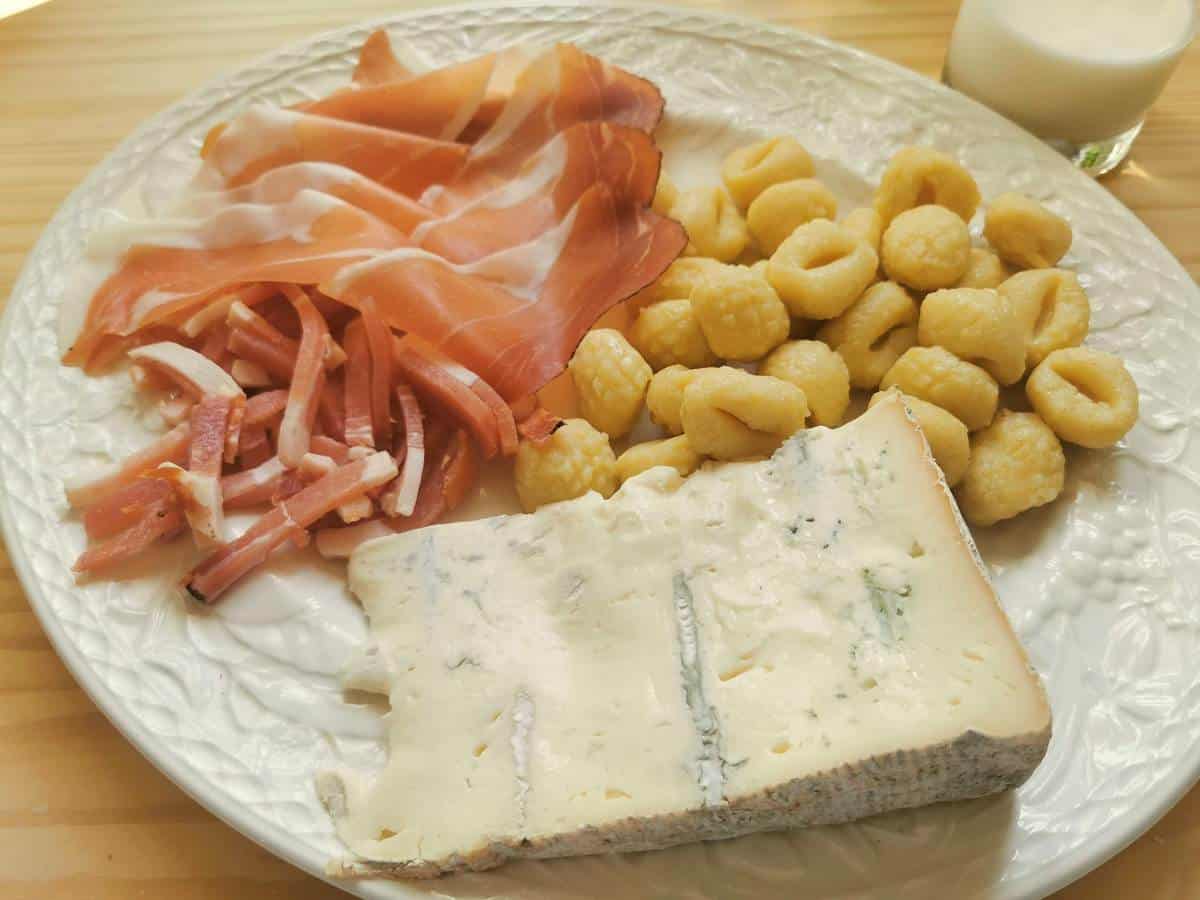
[[880, 204, 971, 291], [874, 146, 981, 227], [956, 247, 1010, 289], [721, 137, 815, 209], [634, 257, 726, 310], [690, 264, 790, 361], [674, 185, 750, 262], [746, 178, 838, 255], [999, 268, 1091, 367], [870, 390, 970, 486], [680, 367, 809, 460], [956, 411, 1066, 526], [629, 299, 719, 370], [881, 346, 999, 431], [514, 419, 618, 512], [760, 340, 851, 426], [918, 287, 1026, 385], [616, 435, 702, 483], [767, 219, 878, 319], [1026, 347, 1138, 448], [646, 365, 709, 435], [984, 192, 1072, 269], [568, 329, 652, 439], [816, 281, 919, 389]]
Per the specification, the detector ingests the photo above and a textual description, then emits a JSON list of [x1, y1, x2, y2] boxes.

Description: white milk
[[945, 0, 1195, 143]]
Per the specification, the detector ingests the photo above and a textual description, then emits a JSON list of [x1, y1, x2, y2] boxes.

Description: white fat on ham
[[168, 161, 360, 217], [156, 462, 225, 546], [127, 342, 243, 399]]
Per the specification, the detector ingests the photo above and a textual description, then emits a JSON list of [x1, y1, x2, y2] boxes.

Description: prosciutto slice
[[353, 28, 410, 86]]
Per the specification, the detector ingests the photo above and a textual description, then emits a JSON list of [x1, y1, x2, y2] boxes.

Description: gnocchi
[[680, 367, 809, 460], [746, 178, 838, 255], [633, 257, 726, 310], [690, 264, 790, 361], [874, 146, 981, 227], [629, 299, 720, 370], [514, 419, 618, 512], [869, 390, 970, 486], [880, 204, 971, 292], [760, 339, 851, 426], [568, 329, 652, 439], [840, 207, 884, 256], [984, 192, 1072, 269], [880, 346, 999, 431], [674, 185, 750, 262], [918, 287, 1026, 385], [816, 281, 919, 389], [646, 365, 709, 435], [616, 435, 702, 483], [957, 247, 1010, 289], [721, 136, 815, 209], [1026, 347, 1138, 448], [956, 411, 1066, 526], [767, 219, 879, 319], [653, 173, 679, 218], [999, 268, 1090, 367]]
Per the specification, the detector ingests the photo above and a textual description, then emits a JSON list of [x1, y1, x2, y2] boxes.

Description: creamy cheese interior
[[330, 396, 1049, 866]]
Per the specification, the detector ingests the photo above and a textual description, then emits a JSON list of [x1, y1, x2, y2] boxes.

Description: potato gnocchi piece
[[881, 205, 971, 292], [568, 329, 652, 439], [690, 265, 790, 361], [646, 365, 711, 435], [721, 136, 815, 210], [653, 173, 679, 217], [746, 178, 838, 255], [874, 146, 981, 227], [984, 192, 1072, 269], [956, 410, 1066, 526], [629, 299, 719, 370], [1026, 347, 1138, 448], [999, 268, 1091, 367], [632, 257, 727, 311], [957, 247, 1011, 289], [674, 185, 750, 262], [760, 340, 851, 426], [816, 281, 919, 389], [881, 346, 998, 431], [918, 287, 1026, 385], [767, 219, 878, 319], [680, 367, 808, 460], [841, 207, 884, 256], [615, 435, 701, 483], [869, 390, 970, 486], [514, 419, 618, 512]]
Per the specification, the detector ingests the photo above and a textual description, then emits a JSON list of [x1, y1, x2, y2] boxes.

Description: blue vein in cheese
[[673, 573, 725, 806]]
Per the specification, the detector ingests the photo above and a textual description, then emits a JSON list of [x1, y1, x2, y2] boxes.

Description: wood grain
[[0, 1, 1196, 897]]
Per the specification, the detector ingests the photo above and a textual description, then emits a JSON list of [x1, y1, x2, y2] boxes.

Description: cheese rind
[[321, 395, 1051, 878]]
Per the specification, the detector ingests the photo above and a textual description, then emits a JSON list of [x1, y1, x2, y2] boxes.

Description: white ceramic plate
[[4, 4, 1200, 898]]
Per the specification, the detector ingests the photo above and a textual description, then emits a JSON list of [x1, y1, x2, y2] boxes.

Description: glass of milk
[[944, 0, 1196, 175]]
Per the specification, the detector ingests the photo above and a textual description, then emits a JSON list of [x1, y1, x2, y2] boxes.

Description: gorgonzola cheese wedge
[[319, 393, 1051, 878]]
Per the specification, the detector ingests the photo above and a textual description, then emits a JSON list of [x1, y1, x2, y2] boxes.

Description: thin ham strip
[[184, 395, 232, 544], [127, 342, 243, 399], [243, 389, 289, 427], [231, 359, 273, 388], [237, 424, 272, 468], [187, 451, 398, 603], [181, 284, 277, 338], [81, 477, 177, 541], [341, 319, 374, 448], [277, 286, 330, 466], [517, 406, 563, 445], [380, 384, 424, 517], [311, 435, 353, 465], [221, 456, 288, 508], [74, 502, 184, 574], [66, 422, 191, 509], [353, 28, 410, 86], [359, 304, 394, 448]]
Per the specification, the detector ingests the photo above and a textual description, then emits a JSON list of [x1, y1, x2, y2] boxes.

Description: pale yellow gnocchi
[[690, 264, 790, 361], [674, 185, 750, 262], [746, 178, 838, 255], [721, 137, 816, 210], [1026, 347, 1138, 448], [680, 367, 809, 460], [956, 247, 1010, 289], [767, 219, 878, 319], [629, 299, 718, 371], [880, 204, 971, 292], [918, 287, 1026, 385], [999, 268, 1091, 367], [874, 146, 981, 227], [869, 390, 970, 486], [760, 340, 851, 426], [956, 410, 1066, 526], [840, 207, 884, 256], [880, 346, 999, 431], [514, 419, 618, 512], [632, 257, 726, 311], [653, 173, 679, 218], [615, 435, 702, 483], [816, 281, 919, 389], [568, 329, 652, 439], [984, 192, 1072, 269], [646, 365, 709, 435]]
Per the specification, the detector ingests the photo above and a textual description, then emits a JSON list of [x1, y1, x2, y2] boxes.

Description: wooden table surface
[[1, 1, 1197, 897]]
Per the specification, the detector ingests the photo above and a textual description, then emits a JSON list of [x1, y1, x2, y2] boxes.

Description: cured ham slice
[[63, 195, 408, 370], [237, 424, 272, 467], [127, 342, 243, 399], [221, 456, 288, 508], [187, 451, 398, 603], [158, 394, 233, 545], [243, 389, 289, 427], [66, 422, 192, 509], [181, 283, 278, 338], [277, 286, 330, 466], [358, 305, 394, 448], [81, 478, 177, 541], [380, 384, 424, 517], [342, 319, 375, 448], [353, 28, 409, 86], [325, 184, 686, 400], [516, 406, 563, 445], [202, 107, 468, 195], [74, 503, 184, 574]]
